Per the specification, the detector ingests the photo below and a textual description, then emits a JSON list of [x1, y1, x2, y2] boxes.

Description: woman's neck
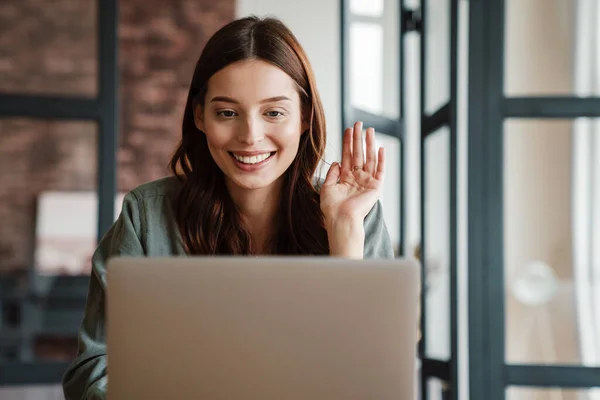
[[226, 177, 284, 254]]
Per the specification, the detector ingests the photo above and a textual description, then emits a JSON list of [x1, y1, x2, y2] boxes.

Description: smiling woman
[[196, 60, 304, 194], [62, 16, 394, 400], [171, 17, 330, 257], [168, 16, 391, 258]]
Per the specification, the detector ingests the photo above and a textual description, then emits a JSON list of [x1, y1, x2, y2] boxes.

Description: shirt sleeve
[[363, 200, 395, 259], [62, 192, 145, 400]]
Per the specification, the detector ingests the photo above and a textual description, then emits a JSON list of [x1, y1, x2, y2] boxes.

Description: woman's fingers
[[352, 121, 364, 168], [365, 127, 376, 173], [375, 147, 386, 182], [323, 162, 341, 186], [340, 121, 376, 175], [341, 127, 353, 174]]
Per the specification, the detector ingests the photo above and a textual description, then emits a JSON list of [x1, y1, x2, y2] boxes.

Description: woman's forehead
[[206, 60, 300, 103]]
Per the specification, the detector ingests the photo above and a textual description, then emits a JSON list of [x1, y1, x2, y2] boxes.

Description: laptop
[[106, 256, 420, 399]]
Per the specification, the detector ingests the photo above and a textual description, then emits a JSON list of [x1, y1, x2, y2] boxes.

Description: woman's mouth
[[228, 151, 276, 171]]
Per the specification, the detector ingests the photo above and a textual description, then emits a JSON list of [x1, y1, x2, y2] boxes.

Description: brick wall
[[0, 0, 235, 272]]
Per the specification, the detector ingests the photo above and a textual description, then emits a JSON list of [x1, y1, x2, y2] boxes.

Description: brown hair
[[169, 16, 329, 255]]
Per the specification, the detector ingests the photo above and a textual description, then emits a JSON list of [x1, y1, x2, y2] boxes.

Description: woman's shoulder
[[118, 176, 182, 226], [127, 175, 181, 201], [114, 176, 185, 255]]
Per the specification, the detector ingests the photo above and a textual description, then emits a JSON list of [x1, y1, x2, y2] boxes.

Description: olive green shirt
[[61, 176, 394, 400]]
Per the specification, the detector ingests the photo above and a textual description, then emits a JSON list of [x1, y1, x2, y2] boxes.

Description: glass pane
[[349, 17, 399, 119], [381, 0, 400, 119], [0, 0, 98, 97], [425, 0, 450, 114], [350, 0, 384, 17], [504, 119, 600, 366], [350, 23, 384, 115], [507, 387, 600, 400], [0, 118, 98, 363], [424, 127, 451, 360], [376, 132, 401, 255], [0, 119, 98, 275], [35, 191, 124, 276], [505, 0, 599, 96], [427, 377, 451, 400]]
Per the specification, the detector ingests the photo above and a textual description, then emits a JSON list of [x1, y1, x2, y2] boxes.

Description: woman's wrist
[[326, 216, 365, 259]]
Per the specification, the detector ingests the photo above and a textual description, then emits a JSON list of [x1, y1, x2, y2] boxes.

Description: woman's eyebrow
[[209, 95, 292, 104], [259, 96, 292, 103]]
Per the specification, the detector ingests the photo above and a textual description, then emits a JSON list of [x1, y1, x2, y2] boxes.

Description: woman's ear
[[193, 104, 205, 132]]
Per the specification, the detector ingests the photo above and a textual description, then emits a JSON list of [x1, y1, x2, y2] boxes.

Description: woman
[[62, 16, 393, 399]]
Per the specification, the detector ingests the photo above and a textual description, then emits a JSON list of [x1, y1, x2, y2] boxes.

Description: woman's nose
[[237, 118, 264, 145]]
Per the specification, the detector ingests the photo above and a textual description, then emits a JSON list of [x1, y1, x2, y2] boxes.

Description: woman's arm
[[62, 192, 145, 400], [326, 215, 365, 259], [362, 200, 395, 258], [321, 121, 388, 259], [326, 200, 394, 259]]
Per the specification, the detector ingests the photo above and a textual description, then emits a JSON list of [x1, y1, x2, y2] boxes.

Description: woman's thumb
[[323, 162, 341, 186]]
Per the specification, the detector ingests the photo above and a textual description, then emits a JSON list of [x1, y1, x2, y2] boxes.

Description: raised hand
[[320, 121, 385, 231]]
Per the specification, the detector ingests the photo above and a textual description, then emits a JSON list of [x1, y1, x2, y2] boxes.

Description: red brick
[[0, 0, 235, 274]]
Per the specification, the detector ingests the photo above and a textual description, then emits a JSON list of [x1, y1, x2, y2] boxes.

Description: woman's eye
[[217, 110, 236, 117], [266, 111, 283, 118]]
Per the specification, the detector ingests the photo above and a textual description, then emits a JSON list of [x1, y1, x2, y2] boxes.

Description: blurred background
[[0, 0, 599, 399]]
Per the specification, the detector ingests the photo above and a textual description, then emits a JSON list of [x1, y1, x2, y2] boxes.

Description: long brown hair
[[169, 16, 329, 255]]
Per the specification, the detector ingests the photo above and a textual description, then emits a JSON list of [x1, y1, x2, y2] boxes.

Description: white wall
[[236, 0, 342, 165]]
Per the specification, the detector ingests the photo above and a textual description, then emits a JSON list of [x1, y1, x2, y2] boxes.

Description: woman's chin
[[225, 174, 284, 192]]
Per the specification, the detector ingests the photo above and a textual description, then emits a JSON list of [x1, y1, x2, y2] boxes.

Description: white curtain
[[572, 1, 600, 399]]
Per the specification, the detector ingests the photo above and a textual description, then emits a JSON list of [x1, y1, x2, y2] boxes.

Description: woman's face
[[195, 59, 305, 192]]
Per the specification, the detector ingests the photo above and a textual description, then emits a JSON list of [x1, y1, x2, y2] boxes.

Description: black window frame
[[0, 0, 119, 385], [468, 0, 600, 398], [418, 0, 459, 399]]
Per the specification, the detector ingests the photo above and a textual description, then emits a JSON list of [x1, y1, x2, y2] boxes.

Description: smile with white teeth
[[232, 152, 273, 164]]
